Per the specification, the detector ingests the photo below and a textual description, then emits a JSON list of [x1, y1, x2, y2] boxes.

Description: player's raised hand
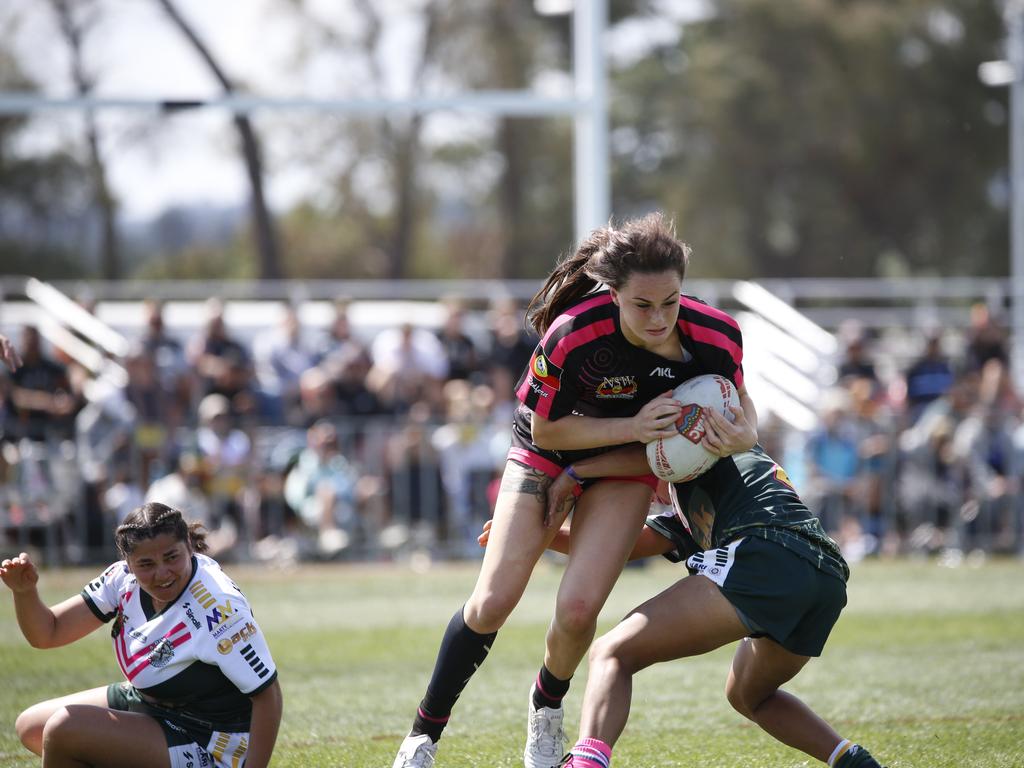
[[702, 405, 756, 457], [632, 390, 682, 443], [0, 334, 21, 372], [1, 552, 39, 593]]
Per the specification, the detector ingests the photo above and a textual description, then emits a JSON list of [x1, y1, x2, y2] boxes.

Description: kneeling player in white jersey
[[2, 501, 282, 768]]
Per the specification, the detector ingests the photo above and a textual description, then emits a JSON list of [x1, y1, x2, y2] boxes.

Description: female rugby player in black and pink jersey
[[538, 442, 888, 768], [2, 502, 282, 768], [392, 212, 759, 768]]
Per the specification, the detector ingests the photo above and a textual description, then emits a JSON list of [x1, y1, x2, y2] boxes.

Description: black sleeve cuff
[[79, 591, 116, 623], [246, 669, 278, 698]]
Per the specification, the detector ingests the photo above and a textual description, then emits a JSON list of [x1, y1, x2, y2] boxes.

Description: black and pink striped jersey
[[81, 553, 277, 728], [511, 291, 743, 465]]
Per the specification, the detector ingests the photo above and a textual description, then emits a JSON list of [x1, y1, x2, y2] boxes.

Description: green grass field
[[2, 556, 1023, 767]]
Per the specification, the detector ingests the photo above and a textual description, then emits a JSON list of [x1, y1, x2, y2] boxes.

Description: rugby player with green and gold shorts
[[534, 441, 888, 768]]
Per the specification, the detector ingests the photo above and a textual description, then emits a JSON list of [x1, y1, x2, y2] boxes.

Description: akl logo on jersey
[[596, 376, 638, 398], [529, 353, 562, 391], [650, 366, 675, 378], [675, 403, 708, 444], [216, 621, 259, 655]]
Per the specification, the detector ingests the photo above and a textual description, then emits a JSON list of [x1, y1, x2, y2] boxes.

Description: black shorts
[[685, 536, 848, 657]]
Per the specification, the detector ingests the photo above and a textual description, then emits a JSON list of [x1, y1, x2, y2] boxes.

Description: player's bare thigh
[[592, 574, 749, 671], [15, 685, 109, 755], [41, 703, 171, 768], [464, 460, 559, 632], [557, 481, 654, 619]]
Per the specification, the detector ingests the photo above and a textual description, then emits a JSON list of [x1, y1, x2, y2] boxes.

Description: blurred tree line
[[0, 0, 1012, 281]]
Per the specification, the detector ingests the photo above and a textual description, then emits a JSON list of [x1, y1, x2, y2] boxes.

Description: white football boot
[[392, 733, 438, 768], [524, 685, 566, 768]]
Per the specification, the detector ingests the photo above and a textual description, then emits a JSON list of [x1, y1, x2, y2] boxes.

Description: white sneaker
[[392, 733, 438, 768], [524, 685, 565, 768]]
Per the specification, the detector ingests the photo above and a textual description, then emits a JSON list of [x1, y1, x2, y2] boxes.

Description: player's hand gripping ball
[[646, 374, 739, 483]]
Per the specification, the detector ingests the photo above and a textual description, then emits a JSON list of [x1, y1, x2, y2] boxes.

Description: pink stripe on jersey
[[123, 621, 188, 664], [125, 632, 192, 682], [544, 293, 614, 338], [546, 317, 616, 369], [114, 634, 128, 679], [679, 295, 740, 330], [678, 298, 744, 388], [519, 295, 615, 418], [508, 447, 564, 479], [685, 324, 744, 387], [508, 448, 656, 493], [516, 377, 556, 419]]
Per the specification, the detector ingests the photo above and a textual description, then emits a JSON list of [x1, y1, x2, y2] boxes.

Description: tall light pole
[[1010, 1, 1024, 386], [572, 0, 610, 241], [980, 0, 1024, 384]]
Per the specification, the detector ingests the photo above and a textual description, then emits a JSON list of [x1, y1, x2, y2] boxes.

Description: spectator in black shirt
[[1, 326, 78, 442], [186, 298, 255, 416], [964, 302, 1009, 373], [436, 299, 480, 382]]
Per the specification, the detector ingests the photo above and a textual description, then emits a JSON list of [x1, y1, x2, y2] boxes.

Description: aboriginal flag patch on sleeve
[[774, 464, 795, 489], [530, 352, 562, 391]]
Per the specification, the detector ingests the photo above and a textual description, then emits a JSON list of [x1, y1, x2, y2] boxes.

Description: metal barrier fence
[[3, 412, 1021, 567]]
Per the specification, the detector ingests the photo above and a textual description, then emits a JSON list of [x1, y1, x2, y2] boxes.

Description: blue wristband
[[565, 465, 583, 484]]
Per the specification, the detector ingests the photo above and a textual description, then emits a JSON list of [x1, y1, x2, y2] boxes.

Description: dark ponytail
[[115, 502, 209, 559], [525, 212, 690, 335]]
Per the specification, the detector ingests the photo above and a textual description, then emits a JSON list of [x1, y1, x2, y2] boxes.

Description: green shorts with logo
[[107, 683, 250, 768], [685, 536, 848, 657]]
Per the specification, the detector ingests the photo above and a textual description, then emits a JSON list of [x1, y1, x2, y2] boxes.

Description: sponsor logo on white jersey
[[148, 637, 176, 668]]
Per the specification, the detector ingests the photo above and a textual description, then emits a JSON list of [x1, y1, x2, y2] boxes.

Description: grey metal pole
[[1008, 0, 1024, 385], [573, 0, 610, 244]]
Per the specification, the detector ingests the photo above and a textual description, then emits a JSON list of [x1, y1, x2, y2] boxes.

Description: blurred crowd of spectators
[[796, 304, 1023, 564], [1, 295, 1023, 566], [0, 296, 534, 564]]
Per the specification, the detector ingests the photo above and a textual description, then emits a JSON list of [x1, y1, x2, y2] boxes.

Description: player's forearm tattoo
[[500, 463, 552, 504]]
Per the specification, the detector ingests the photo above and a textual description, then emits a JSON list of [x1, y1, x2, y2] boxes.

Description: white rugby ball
[[646, 374, 739, 483]]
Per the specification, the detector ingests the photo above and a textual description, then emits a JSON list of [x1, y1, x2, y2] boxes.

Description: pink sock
[[567, 737, 612, 768]]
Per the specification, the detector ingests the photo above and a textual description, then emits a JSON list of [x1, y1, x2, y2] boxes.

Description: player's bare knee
[[554, 595, 601, 638], [464, 593, 515, 632], [588, 632, 636, 674], [724, 679, 756, 720], [14, 708, 44, 753], [40, 706, 76, 751]]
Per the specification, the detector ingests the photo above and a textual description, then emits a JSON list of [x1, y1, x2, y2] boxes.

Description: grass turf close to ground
[[1, 556, 1022, 767]]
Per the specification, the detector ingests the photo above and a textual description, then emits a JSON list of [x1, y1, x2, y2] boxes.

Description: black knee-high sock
[[411, 606, 498, 742], [532, 664, 572, 709]]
